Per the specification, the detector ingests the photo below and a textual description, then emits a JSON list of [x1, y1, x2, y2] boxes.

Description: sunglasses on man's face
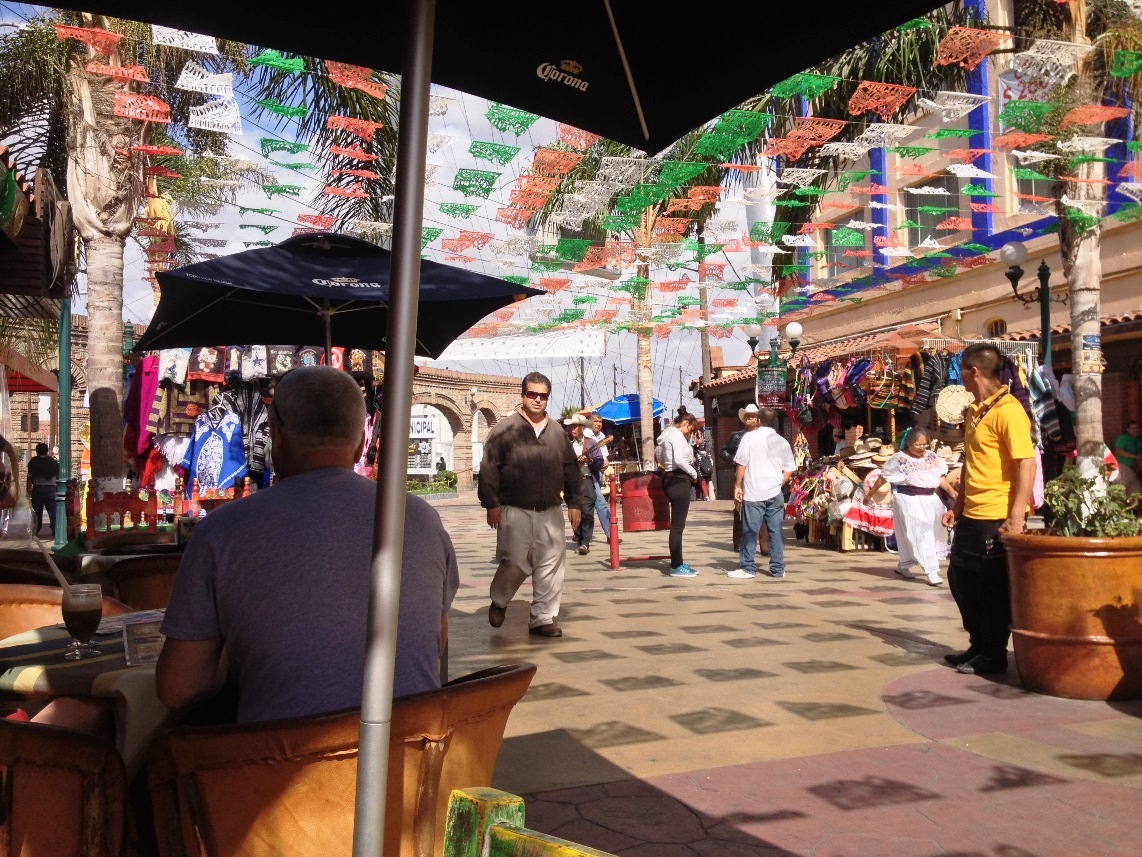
[[524, 390, 550, 401]]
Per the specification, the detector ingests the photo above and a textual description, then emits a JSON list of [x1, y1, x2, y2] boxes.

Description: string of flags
[[46, 13, 1142, 336]]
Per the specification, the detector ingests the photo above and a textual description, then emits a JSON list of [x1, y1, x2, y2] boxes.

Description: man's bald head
[[271, 367, 366, 466]]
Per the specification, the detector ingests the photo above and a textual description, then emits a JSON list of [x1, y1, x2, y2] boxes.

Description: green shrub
[[1043, 463, 1142, 538]]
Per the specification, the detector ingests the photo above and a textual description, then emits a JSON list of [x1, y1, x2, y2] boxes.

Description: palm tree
[[1011, 0, 1142, 469], [0, 10, 247, 477], [0, 11, 398, 478], [526, 132, 723, 463]]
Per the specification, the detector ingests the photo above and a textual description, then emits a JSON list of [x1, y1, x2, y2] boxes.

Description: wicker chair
[[0, 717, 128, 856], [0, 583, 132, 641], [148, 663, 536, 857], [103, 555, 182, 611]]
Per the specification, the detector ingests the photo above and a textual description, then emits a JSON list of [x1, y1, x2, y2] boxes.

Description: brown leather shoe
[[577, 545, 589, 555], [529, 623, 562, 638], [488, 603, 506, 628]]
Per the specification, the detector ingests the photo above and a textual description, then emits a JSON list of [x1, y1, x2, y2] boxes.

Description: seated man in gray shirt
[[157, 366, 459, 723]]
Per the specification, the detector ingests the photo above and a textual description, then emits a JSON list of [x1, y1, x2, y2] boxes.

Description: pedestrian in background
[[586, 412, 613, 540], [565, 413, 603, 555], [693, 434, 712, 500], [729, 407, 795, 579], [26, 442, 59, 537], [656, 413, 700, 577], [868, 428, 955, 586], [725, 404, 764, 553]]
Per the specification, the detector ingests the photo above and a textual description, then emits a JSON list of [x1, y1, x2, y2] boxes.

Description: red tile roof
[[699, 323, 939, 392], [997, 311, 1142, 341]]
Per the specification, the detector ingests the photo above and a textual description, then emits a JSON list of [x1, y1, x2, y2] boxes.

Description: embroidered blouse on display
[[180, 410, 248, 498], [157, 348, 192, 386]]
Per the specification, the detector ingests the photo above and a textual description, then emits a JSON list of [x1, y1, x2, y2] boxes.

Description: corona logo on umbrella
[[536, 60, 589, 92]]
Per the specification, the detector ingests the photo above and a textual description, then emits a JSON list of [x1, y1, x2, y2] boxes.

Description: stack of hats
[[840, 438, 878, 470], [933, 442, 963, 467], [871, 445, 895, 465]]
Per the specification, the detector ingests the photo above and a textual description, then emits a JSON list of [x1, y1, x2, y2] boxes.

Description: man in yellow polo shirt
[[940, 343, 1037, 676]]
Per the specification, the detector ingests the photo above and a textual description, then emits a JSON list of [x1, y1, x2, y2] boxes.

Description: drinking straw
[[33, 537, 74, 594]]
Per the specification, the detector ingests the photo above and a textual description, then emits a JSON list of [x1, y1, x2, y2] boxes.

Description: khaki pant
[[490, 505, 567, 628]]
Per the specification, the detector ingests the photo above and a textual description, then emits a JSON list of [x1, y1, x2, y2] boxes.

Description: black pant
[[573, 475, 596, 546], [31, 485, 57, 535], [662, 473, 692, 567], [947, 517, 1010, 658]]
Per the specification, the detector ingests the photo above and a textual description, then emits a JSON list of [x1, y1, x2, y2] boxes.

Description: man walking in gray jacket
[[479, 372, 582, 638]]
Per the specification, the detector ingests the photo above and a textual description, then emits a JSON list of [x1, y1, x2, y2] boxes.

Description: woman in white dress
[[867, 428, 955, 586]]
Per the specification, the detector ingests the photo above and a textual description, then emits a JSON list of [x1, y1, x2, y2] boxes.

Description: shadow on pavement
[[496, 727, 804, 856]]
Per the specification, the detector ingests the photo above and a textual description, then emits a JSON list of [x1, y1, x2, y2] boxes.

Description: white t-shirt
[[585, 428, 609, 463], [734, 427, 796, 502]]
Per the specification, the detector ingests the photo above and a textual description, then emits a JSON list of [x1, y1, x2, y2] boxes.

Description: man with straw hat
[[728, 407, 796, 579], [724, 404, 762, 553]]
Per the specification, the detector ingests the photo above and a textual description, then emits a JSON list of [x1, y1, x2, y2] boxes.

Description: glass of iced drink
[[62, 584, 104, 660]]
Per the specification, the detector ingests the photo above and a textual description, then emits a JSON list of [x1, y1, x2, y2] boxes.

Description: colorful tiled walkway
[[437, 493, 1141, 857]]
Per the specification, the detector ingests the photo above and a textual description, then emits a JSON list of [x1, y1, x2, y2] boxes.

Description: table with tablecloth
[[0, 616, 173, 775]]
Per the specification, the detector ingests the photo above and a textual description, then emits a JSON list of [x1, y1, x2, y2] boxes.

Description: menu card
[[95, 608, 167, 636], [123, 616, 166, 666]]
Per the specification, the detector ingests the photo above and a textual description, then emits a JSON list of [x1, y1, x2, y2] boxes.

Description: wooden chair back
[[0, 548, 79, 588], [103, 555, 182, 610], [0, 717, 127, 856], [0, 584, 132, 640], [148, 663, 536, 857]]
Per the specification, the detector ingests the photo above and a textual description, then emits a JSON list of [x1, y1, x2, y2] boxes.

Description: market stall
[[84, 345, 388, 548]]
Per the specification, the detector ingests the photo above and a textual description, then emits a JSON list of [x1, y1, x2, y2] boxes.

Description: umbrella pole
[[321, 301, 333, 364], [352, 1, 435, 855]]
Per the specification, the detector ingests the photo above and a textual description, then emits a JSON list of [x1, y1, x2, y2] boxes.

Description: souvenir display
[[100, 343, 386, 543]]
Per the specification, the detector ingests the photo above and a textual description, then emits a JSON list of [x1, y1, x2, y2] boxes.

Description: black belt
[[894, 485, 936, 497]]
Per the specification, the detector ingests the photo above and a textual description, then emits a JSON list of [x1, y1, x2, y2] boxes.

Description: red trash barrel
[[619, 472, 672, 532]]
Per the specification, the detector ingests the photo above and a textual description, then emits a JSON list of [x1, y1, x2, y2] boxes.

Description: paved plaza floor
[[436, 493, 1141, 857]]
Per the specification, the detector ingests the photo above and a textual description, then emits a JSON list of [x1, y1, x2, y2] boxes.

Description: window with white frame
[[903, 174, 966, 248], [985, 318, 1008, 338]]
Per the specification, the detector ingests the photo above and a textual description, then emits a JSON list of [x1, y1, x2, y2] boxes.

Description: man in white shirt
[[729, 406, 796, 579]]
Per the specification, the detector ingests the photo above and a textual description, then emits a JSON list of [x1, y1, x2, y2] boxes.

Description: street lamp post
[[742, 323, 762, 359], [784, 321, 803, 357], [999, 242, 1066, 369]]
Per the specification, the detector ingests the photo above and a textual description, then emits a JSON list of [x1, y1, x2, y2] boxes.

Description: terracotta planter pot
[[1001, 532, 1142, 701]]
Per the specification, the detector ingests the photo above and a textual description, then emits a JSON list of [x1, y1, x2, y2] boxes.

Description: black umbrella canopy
[[50, 0, 950, 154], [132, 232, 542, 357]]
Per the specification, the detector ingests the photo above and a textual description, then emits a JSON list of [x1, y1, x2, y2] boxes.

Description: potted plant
[[1000, 464, 1142, 701]]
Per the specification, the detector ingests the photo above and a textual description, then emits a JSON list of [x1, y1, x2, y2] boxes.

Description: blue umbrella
[[595, 393, 666, 426]]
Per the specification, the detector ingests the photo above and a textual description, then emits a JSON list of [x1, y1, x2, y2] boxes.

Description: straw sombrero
[[935, 385, 976, 425], [936, 445, 962, 466], [871, 445, 895, 465]]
